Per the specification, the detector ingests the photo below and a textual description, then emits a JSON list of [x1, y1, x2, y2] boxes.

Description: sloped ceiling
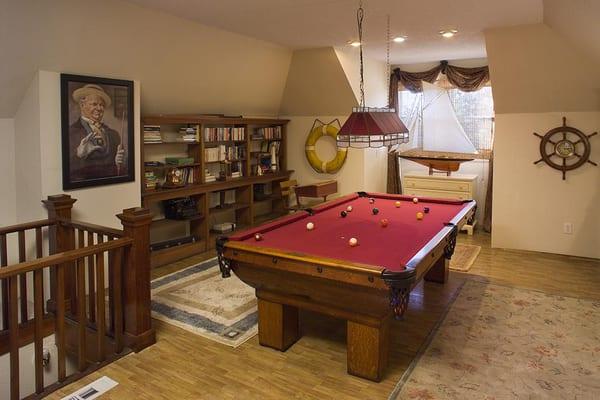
[[543, 0, 600, 66], [279, 47, 358, 116]]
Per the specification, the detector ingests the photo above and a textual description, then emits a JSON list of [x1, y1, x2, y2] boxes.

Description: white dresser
[[402, 173, 478, 235]]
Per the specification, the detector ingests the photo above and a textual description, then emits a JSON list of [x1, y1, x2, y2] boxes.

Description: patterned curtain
[[390, 60, 490, 94]]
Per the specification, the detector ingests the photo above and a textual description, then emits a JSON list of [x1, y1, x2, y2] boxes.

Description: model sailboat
[[399, 81, 478, 175]]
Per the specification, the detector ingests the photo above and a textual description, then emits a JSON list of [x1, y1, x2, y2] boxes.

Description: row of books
[[204, 127, 245, 142], [177, 167, 196, 184], [254, 126, 282, 140], [179, 126, 200, 142], [144, 125, 162, 143], [204, 145, 245, 162], [145, 171, 159, 190]]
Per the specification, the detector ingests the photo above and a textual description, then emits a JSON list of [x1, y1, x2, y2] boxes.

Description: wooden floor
[[49, 233, 600, 399]]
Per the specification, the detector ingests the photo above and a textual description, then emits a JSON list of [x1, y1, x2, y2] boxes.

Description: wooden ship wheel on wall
[[533, 117, 597, 180]]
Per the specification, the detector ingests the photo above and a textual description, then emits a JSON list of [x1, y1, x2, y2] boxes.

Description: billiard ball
[[372, 208, 379, 215], [395, 201, 401, 208], [346, 205, 353, 212], [306, 222, 315, 230], [369, 198, 375, 204], [413, 197, 419, 204], [340, 210, 347, 218], [254, 233, 263, 241], [380, 219, 388, 227], [349, 237, 358, 247], [416, 212, 424, 220], [424, 207, 430, 214]]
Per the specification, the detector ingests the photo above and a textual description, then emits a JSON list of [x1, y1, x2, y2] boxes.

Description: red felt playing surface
[[230, 193, 471, 272]]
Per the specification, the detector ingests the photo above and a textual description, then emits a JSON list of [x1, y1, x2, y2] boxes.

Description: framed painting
[[61, 74, 135, 190]]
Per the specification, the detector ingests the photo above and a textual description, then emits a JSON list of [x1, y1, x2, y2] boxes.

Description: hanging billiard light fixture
[[337, 2, 409, 149]]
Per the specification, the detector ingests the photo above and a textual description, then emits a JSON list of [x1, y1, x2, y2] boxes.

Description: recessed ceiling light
[[392, 36, 407, 43], [439, 29, 458, 38], [348, 40, 361, 47]]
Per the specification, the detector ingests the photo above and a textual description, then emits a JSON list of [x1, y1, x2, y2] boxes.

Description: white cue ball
[[306, 222, 315, 230], [346, 205, 353, 212], [349, 237, 358, 247], [412, 197, 419, 204]]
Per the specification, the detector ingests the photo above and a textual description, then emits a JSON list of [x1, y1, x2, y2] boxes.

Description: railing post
[[117, 207, 155, 352], [42, 194, 77, 312]]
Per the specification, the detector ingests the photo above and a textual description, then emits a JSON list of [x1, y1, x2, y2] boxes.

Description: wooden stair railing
[[0, 195, 155, 400]]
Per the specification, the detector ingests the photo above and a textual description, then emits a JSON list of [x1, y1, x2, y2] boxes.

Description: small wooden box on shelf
[[141, 114, 291, 267]]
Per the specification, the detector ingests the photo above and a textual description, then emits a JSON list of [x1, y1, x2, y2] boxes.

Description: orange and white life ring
[[305, 120, 347, 174]]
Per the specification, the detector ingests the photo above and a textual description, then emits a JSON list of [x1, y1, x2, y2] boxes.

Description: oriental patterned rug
[[449, 244, 481, 272], [389, 280, 600, 399], [150, 258, 257, 347]]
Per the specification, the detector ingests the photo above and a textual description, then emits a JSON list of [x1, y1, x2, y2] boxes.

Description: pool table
[[217, 192, 476, 381]]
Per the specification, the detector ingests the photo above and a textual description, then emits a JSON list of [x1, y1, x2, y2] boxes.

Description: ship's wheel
[[533, 117, 597, 180]]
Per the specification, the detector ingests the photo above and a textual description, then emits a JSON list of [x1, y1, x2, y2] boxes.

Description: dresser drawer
[[404, 177, 472, 193], [404, 188, 470, 201]]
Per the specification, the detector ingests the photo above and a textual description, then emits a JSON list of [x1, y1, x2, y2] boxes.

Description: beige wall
[[281, 47, 389, 194], [0, 118, 16, 225], [485, 24, 600, 114], [14, 74, 43, 223], [486, 23, 600, 259], [279, 48, 358, 116], [492, 112, 599, 258], [285, 116, 388, 197], [1, 0, 292, 118]]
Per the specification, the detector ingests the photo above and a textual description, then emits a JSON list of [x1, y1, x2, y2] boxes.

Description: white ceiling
[[127, 0, 543, 64]]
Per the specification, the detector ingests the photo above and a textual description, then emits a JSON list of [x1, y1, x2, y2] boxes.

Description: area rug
[[150, 257, 257, 347], [390, 280, 600, 399], [449, 244, 480, 272]]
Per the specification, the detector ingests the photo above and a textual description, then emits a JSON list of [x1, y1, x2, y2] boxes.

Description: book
[[165, 157, 195, 166]]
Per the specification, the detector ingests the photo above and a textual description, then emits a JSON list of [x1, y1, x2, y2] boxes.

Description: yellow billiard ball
[[394, 201, 401, 208], [416, 212, 424, 220]]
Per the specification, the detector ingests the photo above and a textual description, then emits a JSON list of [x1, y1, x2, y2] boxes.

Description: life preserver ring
[[305, 121, 347, 174]]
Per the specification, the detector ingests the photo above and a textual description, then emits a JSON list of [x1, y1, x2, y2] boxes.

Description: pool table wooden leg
[[347, 315, 390, 382], [257, 298, 300, 351], [424, 255, 449, 283]]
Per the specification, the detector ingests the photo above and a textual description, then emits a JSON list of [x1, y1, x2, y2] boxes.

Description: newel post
[[43, 194, 77, 311], [117, 207, 156, 352]]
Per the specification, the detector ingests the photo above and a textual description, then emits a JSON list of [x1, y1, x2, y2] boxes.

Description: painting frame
[[61, 73, 135, 190]]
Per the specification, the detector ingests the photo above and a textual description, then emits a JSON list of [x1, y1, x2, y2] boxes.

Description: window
[[398, 80, 494, 157]]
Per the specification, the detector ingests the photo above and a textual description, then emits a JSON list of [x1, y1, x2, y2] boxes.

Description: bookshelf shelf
[[141, 114, 290, 267]]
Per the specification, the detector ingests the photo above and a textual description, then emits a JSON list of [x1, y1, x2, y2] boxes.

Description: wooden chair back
[[279, 179, 299, 211]]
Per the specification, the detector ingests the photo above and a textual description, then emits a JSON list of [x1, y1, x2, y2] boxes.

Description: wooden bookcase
[[141, 115, 291, 267]]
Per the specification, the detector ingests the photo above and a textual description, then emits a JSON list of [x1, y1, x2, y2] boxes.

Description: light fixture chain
[[357, 1, 365, 108], [386, 14, 390, 106]]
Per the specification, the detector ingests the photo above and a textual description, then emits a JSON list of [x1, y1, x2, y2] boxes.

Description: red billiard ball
[[380, 219, 389, 227], [254, 233, 264, 241], [369, 198, 375, 204]]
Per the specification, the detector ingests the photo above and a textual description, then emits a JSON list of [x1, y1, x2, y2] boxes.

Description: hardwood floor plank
[[48, 233, 600, 399]]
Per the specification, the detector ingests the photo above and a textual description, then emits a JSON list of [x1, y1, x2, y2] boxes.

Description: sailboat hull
[[399, 150, 475, 175]]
